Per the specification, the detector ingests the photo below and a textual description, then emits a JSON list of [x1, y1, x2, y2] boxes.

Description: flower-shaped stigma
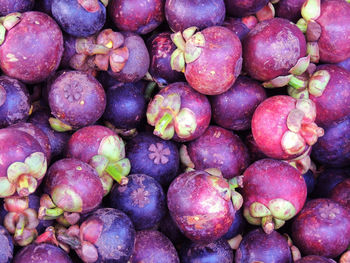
[[148, 143, 171, 164], [131, 188, 150, 208], [0, 152, 47, 197], [319, 202, 340, 220]]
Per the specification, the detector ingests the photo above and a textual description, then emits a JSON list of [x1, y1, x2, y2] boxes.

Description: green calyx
[[0, 13, 22, 45], [49, 118, 72, 132], [51, 186, 83, 213], [301, 0, 321, 21], [179, 145, 195, 169], [98, 135, 126, 162], [307, 42, 320, 63], [308, 69, 330, 97], [296, 18, 308, 33]]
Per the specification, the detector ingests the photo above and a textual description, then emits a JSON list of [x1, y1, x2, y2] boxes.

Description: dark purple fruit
[[180, 238, 233, 263], [130, 230, 179, 263], [275, 0, 305, 23], [103, 82, 147, 131], [109, 174, 166, 230], [292, 198, 350, 258], [222, 208, 245, 240], [0, 11, 63, 84], [303, 170, 316, 196], [311, 117, 350, 168], [181, 125, 250, 179], [126, 132, 179, 187], [313, 168, 350, 198], [338, 57, 350, 72], [210, 76, 266, 131], [225, 0, 269, 17], [109, 0, 164, 34], [165, 0, 225, 32], [0, 75, 31, 128], [13, 243, 72, 263], [48, 70, 106, 131], [330, 178, 350, 209], [0, 0, 34, 16], [295, 255, 336, 263], [147, 32, 184, 87], [0, 225, 13, 263], [159, 211, 188, 246], [51, 0, 106, 37], [223, 16, 258, 41], [235, 229, 292, 263]]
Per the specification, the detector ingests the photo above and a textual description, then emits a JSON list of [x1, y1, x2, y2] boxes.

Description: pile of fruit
[[0, 0, 349, 262]]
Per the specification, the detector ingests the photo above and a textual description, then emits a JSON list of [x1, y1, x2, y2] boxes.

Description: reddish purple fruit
[[171, 26, 242, 95], [243, 18, 307, 82], [0, 75, 31, 128], [109, 0, 164, 35], [0, 0, 34, 16], [295, 255, 336, 263], [211, 76, 267, 131], [39, 158, 104, 225], [130, 230, 179, 263], [252, 96, 323, 167], [147, 82, 211, 142], [165, 0, 225, 32], [13, 243, 72, 263], [167, 170, 235, 244], [292, 198, 350, 258], [0, 11, 63, 84], [180, 125, 250, 179], [235, 229, 292, 263], [225, 0, 269, 17], [58, 208, 135, 263], [242, 159, 307, 233], [275, 0, 305, 23], [0, 225, 13, 263], [67, 125, 130, 194], [223, 16, 258, 41], [48, 70, 106, 131], [338, 57, 350, 72], [330, 179, 350, 209]]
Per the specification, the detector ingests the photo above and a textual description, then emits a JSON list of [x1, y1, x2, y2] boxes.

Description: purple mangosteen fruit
[[242, 159, 307, 233], [222, 208, 245, 240], [0, 0, 34, 16], [0, 75, 31, 128], [48, 70, 106, 132], [147, 82, 211, 141], [66, 125, 130, 194], [180, 125, 250, 179], [130, 230, 179, 263], [109, 0, 164, 34], [330, 178, 350, 209], [51, 0, 106, 37], [275, 0, 305, 23], [0, 11, 63, 84], [180, 238, 233, 263], [159, 211, 188, 246], [58, 208, 135, 263], [126, 132, 179, 187], [225, 0, 269, 17], [38, 158, 104, 226], [171, 26, 242, 95], [313, 168, 350, 198], [223, 16, 258, 41], [109, 174, 166, 230], [338, 57, 350, 72], [0, 225, 13, 263], [295, 255, 336, 263], [292, 198, 350, 258], [210, 76, 267, 131], [235, 228, 292, 263], [165, 0, 225, 32]]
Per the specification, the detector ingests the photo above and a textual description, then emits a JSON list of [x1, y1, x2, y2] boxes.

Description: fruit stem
[[105, 163, 128, 185], [262, 215, 275, 234], [144, 82, 157, 100], [288, 76, 307, 89], [45, 207, 64, 218], [154, 112, 173, 137]]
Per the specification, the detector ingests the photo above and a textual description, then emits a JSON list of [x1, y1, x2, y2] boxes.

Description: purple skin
[[292, 198, 350, 258], [0, 226, 13, 263], [130, 230, 179, 263], [275, 0, 305, 23], [184, 125, 250, 179], [302, 170, 316, 196], [103, 82, 147, 130], [10, 123, 51, 164], [13, 243, 72, 263], [126, 132, 179, 187], [210, 76, 267, 131], [330, 178, 350, 209], [0, 75, 31, 128], [52, 0, 106, 37], [180, 239, 233, 263], [109, 174, 166, 230], [295, 255, 336, 263], [159, 211, 188, 246], [60, 33, 77, 69], [225, 0, 269, 17], [338, 57, 350, 72], [311, 117, 350, 168], [108, 32, 150, 83], [245, 133, 267, 162], [0, 0, 34, 16], [223, 17, 252, 41], [109, 0, 164, 34], [48, 70, 106, 130], [34, 0, 52, 15], [43, 158, 104, 214], [0, 11, 64, 84], [28, 109, 71, 159], [147, 32, 184, 87], [222, 208, 245, 240], [309, 65, 350, 128], [313, 168, 350, 198], [243, 17, 307, 82], [165, 0, 225, 32], [235, 229, 292, 263]]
